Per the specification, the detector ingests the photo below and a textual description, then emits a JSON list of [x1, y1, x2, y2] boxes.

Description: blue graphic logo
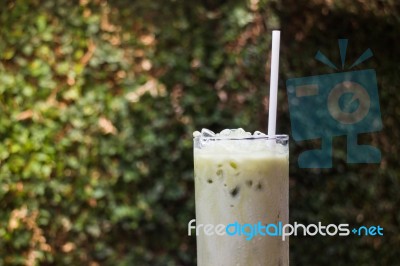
[[286, 39, 382, 168]]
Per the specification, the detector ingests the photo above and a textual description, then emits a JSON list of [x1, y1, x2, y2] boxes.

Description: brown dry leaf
[[16, 110, 34, 121], [125, 79, 166, 103], [141, 59, 152, 71], [98, 117, 117, 135], [62, 242, 76, 253], [81, 39, 96, 66], [140, 34, 155, 46], [8, 205, 28, 231]]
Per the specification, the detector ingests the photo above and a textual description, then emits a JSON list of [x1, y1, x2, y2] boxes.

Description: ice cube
[[219, 129, 232, 137], [199, 128, 216, 147], [193, 131, 201, 137], [232, 128, 246, 137], [201, 128, 215, 138], [253, 131, 266, 137]]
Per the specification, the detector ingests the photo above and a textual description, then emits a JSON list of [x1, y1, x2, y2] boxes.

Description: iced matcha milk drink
[[193, 128, 289, 266]]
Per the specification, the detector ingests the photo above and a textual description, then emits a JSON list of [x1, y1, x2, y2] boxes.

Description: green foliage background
[[0, 0, 399, 265]]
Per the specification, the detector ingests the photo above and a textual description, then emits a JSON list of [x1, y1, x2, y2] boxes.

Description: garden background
[[0, 0, 399, 265]]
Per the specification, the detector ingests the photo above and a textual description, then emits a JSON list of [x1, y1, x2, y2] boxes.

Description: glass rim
[[193, 134, 289, 141]]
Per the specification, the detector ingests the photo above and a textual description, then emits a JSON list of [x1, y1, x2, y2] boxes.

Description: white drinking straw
[[268, 30, 281, 136]]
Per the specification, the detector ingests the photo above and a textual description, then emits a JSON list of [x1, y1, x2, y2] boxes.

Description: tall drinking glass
[[193, 129, 289, 266]]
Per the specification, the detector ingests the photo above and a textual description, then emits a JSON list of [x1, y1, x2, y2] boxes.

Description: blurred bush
[[0, 0, 399, 265]]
